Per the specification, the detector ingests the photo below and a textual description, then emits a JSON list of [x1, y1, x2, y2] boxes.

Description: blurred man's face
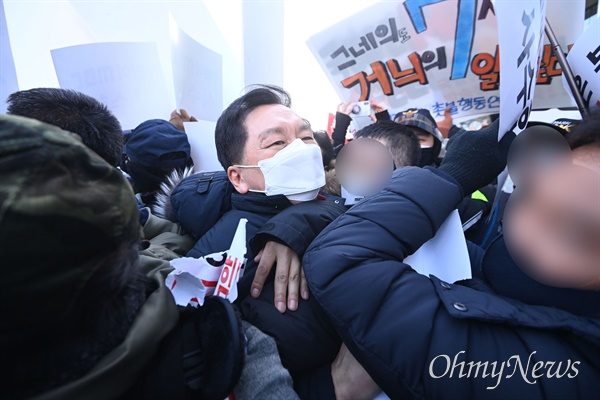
[[505, 144, 600, 289], [335, 138, 393, 197], [228, 104, 316, 194]]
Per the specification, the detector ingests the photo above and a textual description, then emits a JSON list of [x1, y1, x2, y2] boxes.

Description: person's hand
[[252, 241, 309, 313], [436, 107, 453, 139], [337, 101, 354, 116], [169, 109, 198, 132], [439, 119, 515, 195], [370, 99, 386, 114], [332, 344, 381, 400]]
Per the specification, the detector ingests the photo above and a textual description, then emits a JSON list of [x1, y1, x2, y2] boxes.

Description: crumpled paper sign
[[166, 218, 247, 306]]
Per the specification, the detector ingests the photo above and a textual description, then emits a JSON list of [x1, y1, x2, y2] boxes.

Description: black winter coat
[[303, 166, 600, 399]]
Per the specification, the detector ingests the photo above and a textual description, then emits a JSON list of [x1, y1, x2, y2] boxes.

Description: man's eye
[[302, 136, 316, 142], [268, 140, 285, 148]]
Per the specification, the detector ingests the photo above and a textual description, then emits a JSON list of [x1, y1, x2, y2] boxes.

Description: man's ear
[[228, 166, 249, 194]]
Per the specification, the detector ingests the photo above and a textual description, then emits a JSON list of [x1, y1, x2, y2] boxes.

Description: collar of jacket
[[318, 191, 346, 206], [431, 273, 600, 345], [231, 192, 293, 216], [482, 234, 600, 318]]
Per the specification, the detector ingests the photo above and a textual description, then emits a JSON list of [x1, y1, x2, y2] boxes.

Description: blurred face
[[505, 144, 600, 290], [335, 138, 394, 197], [416, 131, 435, 147], [227, 104, 316, 194]]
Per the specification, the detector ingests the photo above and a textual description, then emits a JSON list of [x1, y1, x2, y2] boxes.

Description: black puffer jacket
[[304, 166, 600, 399]]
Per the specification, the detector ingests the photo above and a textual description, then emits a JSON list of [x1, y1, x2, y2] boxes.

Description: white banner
[[51, 42, 174, 130], [497, 0, 547, 138], [564, 16, 600, 112], [306, 0, 583, 121]]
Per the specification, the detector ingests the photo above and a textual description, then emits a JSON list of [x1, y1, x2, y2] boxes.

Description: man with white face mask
[[233, 137, 326, 201], [186, 86, 347, 382]]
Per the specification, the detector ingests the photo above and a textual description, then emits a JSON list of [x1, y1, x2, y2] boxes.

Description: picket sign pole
[[544, 17, 588, 117]]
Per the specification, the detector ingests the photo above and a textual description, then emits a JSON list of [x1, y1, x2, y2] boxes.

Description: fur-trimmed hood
[[151, 166, 196, 221]]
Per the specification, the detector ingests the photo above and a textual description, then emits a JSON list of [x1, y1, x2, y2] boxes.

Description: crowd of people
[[1, 84, 599, 400]]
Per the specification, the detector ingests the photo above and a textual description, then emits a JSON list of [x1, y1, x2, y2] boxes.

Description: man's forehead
[[245, 104, 306, 129]]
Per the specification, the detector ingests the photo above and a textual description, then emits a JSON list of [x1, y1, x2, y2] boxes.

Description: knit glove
[[438, 119, 515, 196]]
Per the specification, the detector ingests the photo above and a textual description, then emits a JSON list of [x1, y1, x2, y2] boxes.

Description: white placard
[[307, 1, 500, 120], [564, 17, 600, 112], [184, 120, 223, 172], [496, 0, 548, 139], [307, 0, 582, 123], [51, 42, 174, 130], [170, 16, 223, 121]]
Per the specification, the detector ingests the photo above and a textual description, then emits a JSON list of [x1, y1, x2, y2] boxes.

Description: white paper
[[170, 16, 223, 121], [496, 0, 548, 139], [167, 219, 247, 306], [51, 42, 174, 130], [564, 17, 600, 112], [165, 270, 207, 307], [184, 121, 223, 172], [404, 209, 472, 283], [214, 218, 247, 301]]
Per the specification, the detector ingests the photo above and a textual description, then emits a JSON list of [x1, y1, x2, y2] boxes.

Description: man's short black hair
[[215, 85, 291, 170], [6, 88, 123, 167], [355, 120, 421, 167], [566, 109, 600, 151]]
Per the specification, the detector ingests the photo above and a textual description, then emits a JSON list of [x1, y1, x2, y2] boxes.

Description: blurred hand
[[370, 99, 386, 114], [337, 101, 354, 116], [436, 107, 453, 139], [252, 241, 309, 313], [332, 344, 381, 400], [169, 109, 198, 132]]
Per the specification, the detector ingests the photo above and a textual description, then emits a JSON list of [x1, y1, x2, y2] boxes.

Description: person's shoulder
[[170, 170, 234, 239]]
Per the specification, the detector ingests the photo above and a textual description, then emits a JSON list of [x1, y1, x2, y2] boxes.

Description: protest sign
[[496, 0, 547, 138], [184, 121, 223, 172], [307, 0, 583, 121], [51, 42, 174, 130], [171, 16, 223, 121], [564, 17, 600, 112], [167, 218, 248, 306]]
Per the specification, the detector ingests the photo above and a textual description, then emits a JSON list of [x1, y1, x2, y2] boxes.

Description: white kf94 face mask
[[235, 138, 326, 201]]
